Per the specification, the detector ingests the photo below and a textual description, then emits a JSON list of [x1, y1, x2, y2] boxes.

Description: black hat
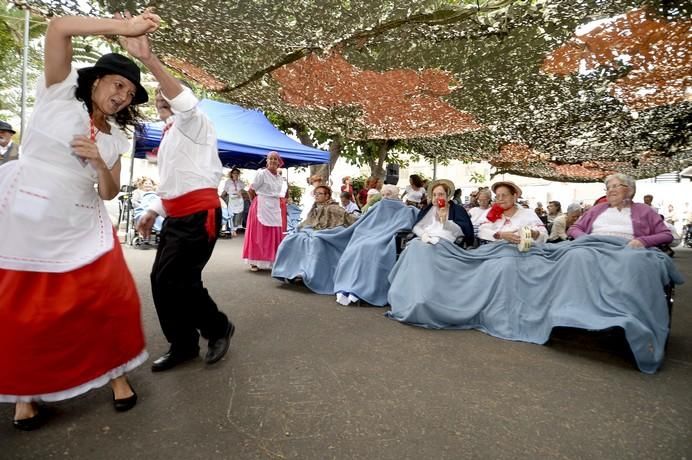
[[0, 120, 15, 134], [77, 53, 148, 105]]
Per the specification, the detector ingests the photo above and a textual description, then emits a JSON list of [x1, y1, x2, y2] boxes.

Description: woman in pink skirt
[[242, 151, 286, 271]]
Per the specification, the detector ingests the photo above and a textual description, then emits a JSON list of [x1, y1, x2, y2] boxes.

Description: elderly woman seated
[[567, 173, 672, 248], [299, 185, 356, 231], [272, 184, 418, 306], [410, 179, 474, 247], [548, 202, 582, 242], [131, 177, 164, 239], [467, 188, 492, 236], [386, 174, 682, 374], [477, 181, 548, 247]]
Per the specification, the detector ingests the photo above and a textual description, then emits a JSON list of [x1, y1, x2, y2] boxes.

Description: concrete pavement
[[2, 237, 691, 459]]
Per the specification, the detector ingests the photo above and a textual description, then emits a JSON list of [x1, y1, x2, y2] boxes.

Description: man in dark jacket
[[0, 121, 18, 165]]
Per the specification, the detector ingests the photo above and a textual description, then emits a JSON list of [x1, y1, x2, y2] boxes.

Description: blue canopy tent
[[133, 99, 330, 168]]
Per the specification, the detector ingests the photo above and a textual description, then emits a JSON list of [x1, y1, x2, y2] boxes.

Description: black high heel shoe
[[13, 407, 44, 431], [113, 388, 138, 412]]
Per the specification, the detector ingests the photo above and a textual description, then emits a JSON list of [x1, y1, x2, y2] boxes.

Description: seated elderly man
[[478, 181, 547, 247], [548, 202, 582, 242], [299, 185, 356, 231], [386, 174, 683, 374], [272, 186, 418, 306]]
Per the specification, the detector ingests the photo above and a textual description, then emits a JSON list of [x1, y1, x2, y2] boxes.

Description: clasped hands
[[114, 9, 160, 59], [114, 8, 160, 37], [496, 229, 539, 244]]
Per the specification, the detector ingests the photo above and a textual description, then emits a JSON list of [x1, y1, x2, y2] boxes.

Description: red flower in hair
[[486, 203, 505, 222]]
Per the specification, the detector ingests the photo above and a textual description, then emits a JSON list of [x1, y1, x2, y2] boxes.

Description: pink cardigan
[[567, 202, 672, 247]]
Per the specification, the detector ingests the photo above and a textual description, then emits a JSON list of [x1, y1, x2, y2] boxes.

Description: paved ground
[[3, 237, 691, 459]]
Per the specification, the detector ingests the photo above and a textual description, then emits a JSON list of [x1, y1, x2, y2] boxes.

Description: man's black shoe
[[205, 321, 235, 364], [151, 348, 199, 372]]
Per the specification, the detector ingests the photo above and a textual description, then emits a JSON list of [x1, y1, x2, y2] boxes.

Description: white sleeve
[[251, 170, 265, 192], [36, 68, 79, 104], [163, 88, 210, 144], [478, 221, 499, 241]]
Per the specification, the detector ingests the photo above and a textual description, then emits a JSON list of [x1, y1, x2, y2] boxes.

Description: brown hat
[[427, 179, 455, 200], [491, 181, 522, 197]]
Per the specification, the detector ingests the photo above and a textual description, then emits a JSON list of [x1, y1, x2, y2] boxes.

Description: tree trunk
[[289, 125, 343, 184], [294, 125, 313, 148], [368, 140, 389, 179], [310, 135, 342, 182]]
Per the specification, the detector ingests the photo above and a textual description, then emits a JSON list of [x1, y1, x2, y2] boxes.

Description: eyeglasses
[[605, 183, 629, 191], [314, 192, 328, 196]]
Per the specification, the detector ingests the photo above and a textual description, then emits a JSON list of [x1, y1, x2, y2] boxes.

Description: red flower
[[486, 203, 505, 222]]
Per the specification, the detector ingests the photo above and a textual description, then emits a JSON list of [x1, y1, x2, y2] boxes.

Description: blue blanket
[[386, 236, 684, 373], [272, 199, 418, 305], [287, 203, 302, 233]]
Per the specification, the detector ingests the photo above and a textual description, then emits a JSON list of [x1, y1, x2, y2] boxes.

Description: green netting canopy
[[21, 0, 692, 181]]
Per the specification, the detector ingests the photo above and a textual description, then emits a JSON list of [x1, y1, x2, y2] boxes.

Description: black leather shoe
[[113, 389, 138, 412], [205, 322, 235, 364], [151, 348, 199, 372], [13, 408, 44, 431]]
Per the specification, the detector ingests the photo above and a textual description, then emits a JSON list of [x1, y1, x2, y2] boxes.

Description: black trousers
[[151, 208, 228, 351]]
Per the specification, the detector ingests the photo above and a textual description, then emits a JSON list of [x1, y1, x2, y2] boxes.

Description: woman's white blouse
[[404, 185, 426, 203], [413, 206, 462, 244], [477, 206, 548, 244], [252, 169, 283, 227], [591, 207, 634, 240], [0, 69, 129, 272]]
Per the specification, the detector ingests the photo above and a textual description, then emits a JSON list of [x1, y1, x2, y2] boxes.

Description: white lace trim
[[244, 259, 273, 269], [0, 349, 148, 403]]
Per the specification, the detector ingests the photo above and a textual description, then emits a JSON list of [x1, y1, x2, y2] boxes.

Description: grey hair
[[605, 173, 636, 199], [477, 189, 492, 200], [381, 184, 400, 199], [566, 202, 582, 215]]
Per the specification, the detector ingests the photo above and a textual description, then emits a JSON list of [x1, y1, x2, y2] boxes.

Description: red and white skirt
[[0, 236, 147, 403]]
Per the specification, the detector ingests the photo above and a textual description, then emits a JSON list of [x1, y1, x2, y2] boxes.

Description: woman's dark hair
[[340, 191, 353, 200], [410, 174, 424, 188], [75, 70, 145, 132], [549, 200, 562, 213], [230, 168, 241, 177]]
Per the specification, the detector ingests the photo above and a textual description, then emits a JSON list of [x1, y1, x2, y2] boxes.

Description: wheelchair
[[683, 225, 692, 248], [117, 185, 161, 248]]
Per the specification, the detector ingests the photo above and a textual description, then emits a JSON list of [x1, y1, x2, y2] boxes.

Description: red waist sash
[[162, 188, 220, 240]]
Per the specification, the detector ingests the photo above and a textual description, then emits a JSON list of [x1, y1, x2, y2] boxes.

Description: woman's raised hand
[[115, 9, 160, 37]]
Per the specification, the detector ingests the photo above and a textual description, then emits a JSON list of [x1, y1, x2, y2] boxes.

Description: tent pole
[[19, 7, 30, 140], [124, 138, 136, 244]]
